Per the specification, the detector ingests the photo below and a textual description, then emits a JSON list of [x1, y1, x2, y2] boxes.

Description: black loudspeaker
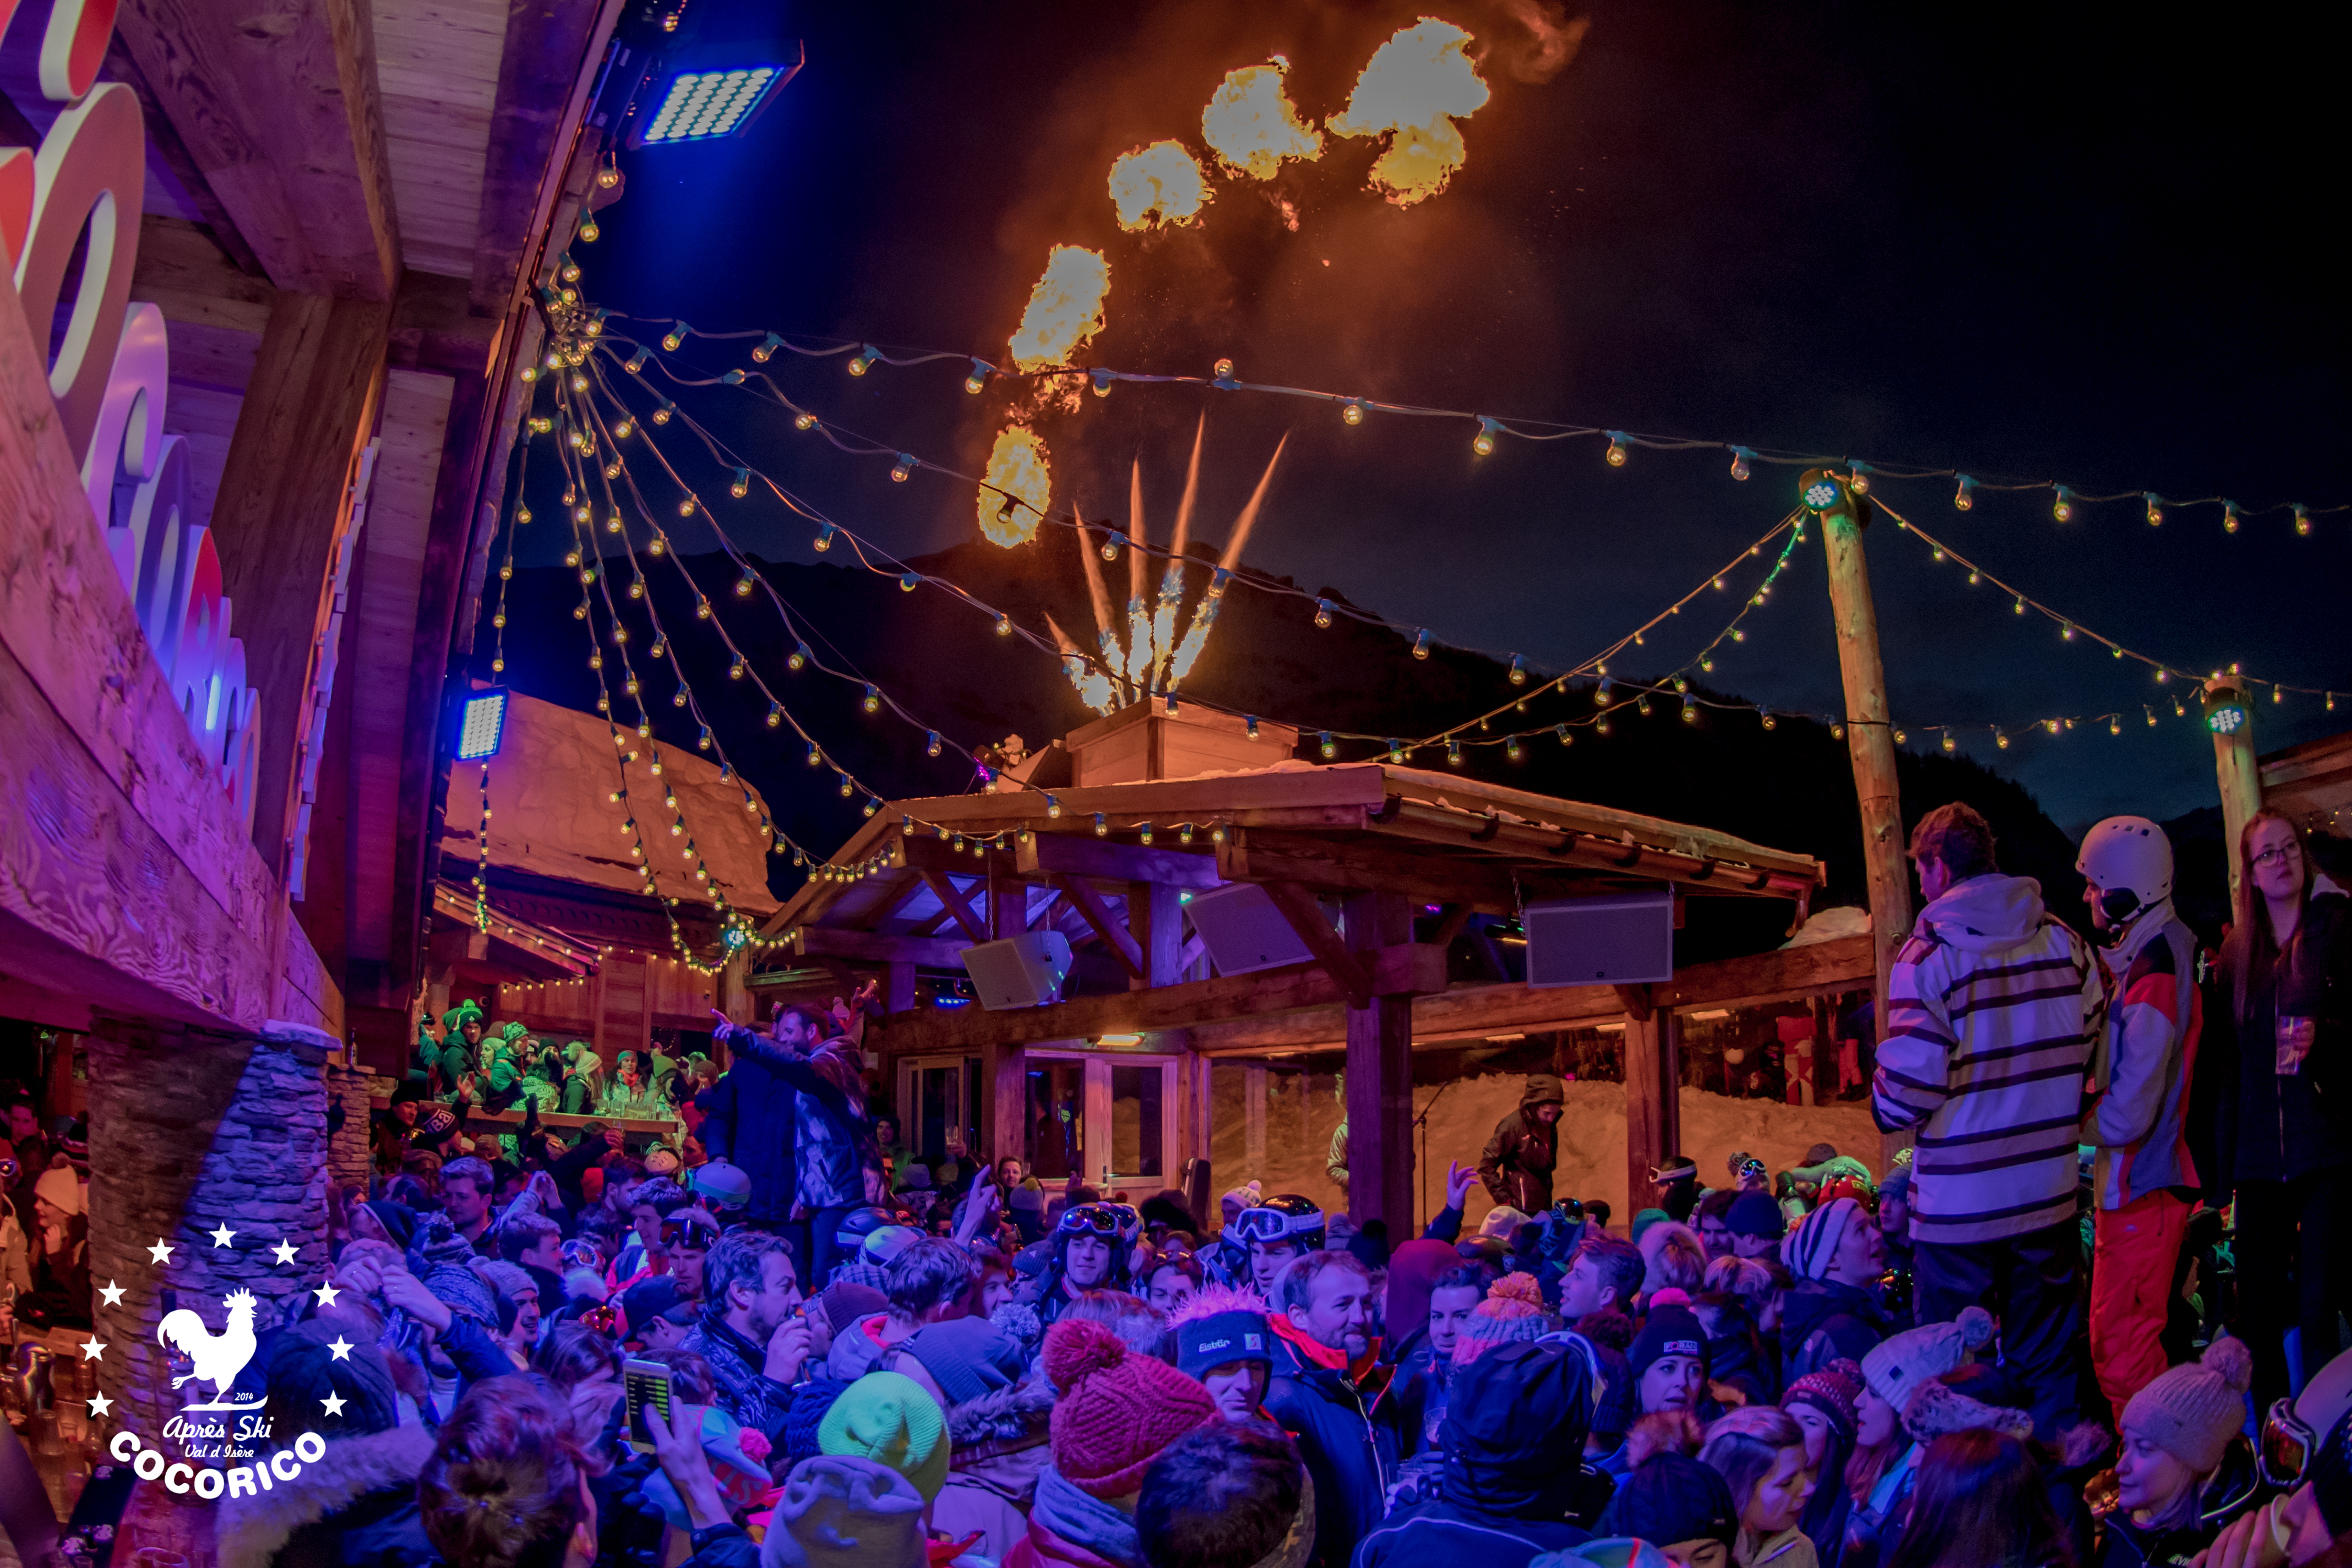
[[1185, 883, 1316, 976], [1524, 888, 1675, 987], [960, 932, 1074, 1010]]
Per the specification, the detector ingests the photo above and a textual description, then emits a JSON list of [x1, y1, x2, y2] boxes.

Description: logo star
[[209, 1223, 236, 1248], [86, 1392, 112, 1418], [271, 1240, 300, 1266], [321, 1392, 347, 1417], [148, 1240, 173, 1265], [313, 1281, 341, 1308], [98, 1282, 125, 1308], [79, 1337, 105, 1361], [326, 1337, 353, 1362]]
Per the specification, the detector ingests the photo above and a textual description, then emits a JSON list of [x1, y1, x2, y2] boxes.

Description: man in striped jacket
[[1871, 801, 2105, 1438]]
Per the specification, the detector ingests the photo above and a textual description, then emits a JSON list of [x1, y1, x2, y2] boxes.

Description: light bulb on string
[[728, 655, 745, 679], [862, 684, 880, 713], [662, 322, 690, 351], [1728, 446, 1754, 481], [848, 346, 879, 375], [813, 523, 835, 551], [1508, 655, 1527, 685], [2014, 596, 2027, 615], [731, 469, 750, 499], [1472, 418, 1501, 456], [2052, 486, 2075, 522], [2295, 504, 2312, 536], [925, 731, 942, 757], [765, 703, 781, 728], [734, 570, 755, 596], [1319, 731, 1336, 759], [651, 398, 673, 425], [1604, 432, 1629, 467], [1100, 531, 1124, 563], [2144, 493, 2165, 527], [2224, 501, 2242, 533], [1314, 598, 1333, 629], [1212, 357, 1236, 385], [1848, 461, 1874, 493], [788, 641, 809, 671], [891, 453, 917, 482], [794, 411, 818, 432], [1093, 813, 1108, 837], [1954, 475, 1976, 510], [1342, 399, 1367, 426], [899, 572, 918, 592], [963, 358, 993, 394], [1412, 629, 1430, 660]]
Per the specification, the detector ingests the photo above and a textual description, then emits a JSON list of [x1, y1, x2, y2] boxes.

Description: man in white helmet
[[2078, 814, 2205, 1425]]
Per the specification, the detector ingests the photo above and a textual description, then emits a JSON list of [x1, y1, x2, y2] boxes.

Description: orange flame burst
[[1109, 139, 1211, 230], [1330, 18, 1490, 206], [1006, 244, 1111, 372], [1201, 59, 1324, 181], [979, 426, 1052, 547]]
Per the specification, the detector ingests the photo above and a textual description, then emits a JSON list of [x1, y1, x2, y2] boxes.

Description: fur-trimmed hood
[[947, 1377, 1054, 1456], [215, 1425, 435, 1568]]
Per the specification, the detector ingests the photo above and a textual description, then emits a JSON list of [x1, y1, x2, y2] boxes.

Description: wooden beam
[[858, 875, 925, 932], [1131, 881, 1184, 989], [1624, 994, 1681, 1221], [876, 945, 1450, 1054], [1014, 832, 1219, 889], [1053, 875, 1142, 982], [100, 35, 267, 277], [1244, 1063, 1267, 1175], [1259, 880, 1371, 1009], [1344, 891, 1419, 1234], [471, 0, 612, 313], [116, 0, 402, 298], [1614, 983, 1653, 1023], [1029, 889, 1068, 934], [989, 854, 1025, 940], [388, 269, 501, 378], [205, 290, 390, 875], [1221, 827, 1517, 912], [787, 927, 970, 968], [988, 1042, 1026, 1165], [1188, 933, 1877, 1055], [919, 869, 988, 944], [1430, 903, 1474, 948]]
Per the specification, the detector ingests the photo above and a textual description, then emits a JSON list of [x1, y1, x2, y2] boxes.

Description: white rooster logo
[[157, 1289, 260, 1409]]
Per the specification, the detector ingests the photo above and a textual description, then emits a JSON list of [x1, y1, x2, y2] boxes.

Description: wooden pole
[[1815, 477, 1912, 1120], [1619, 984, 1680, 1213], [1342, 891, 1416, 1235], [1814, 472, 1913, 1170], [2204, 677, 2263, 898]]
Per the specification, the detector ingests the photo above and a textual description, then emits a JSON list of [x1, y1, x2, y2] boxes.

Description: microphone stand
[[1412, 1079, 1456, 1233]]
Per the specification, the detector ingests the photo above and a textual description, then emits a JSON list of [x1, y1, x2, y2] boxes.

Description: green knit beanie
[[819, 1371, 950, 1503]]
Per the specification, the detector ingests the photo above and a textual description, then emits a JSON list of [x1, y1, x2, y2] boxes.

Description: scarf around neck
[[1030, 1464, 1141, 1568]]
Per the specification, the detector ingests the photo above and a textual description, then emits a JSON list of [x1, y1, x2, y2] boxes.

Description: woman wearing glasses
[[2214, 810, 2352, 1412]]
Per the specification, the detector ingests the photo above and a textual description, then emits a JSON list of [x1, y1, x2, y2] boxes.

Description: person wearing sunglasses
[[1032, 1201, 1137, 1325], [2214, 809, 2352, 1414], [2207, 1390, 2352, 1568]]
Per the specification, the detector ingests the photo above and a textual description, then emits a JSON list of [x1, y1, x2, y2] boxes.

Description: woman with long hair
[[1700, 1404, 1820, 1567], [1885, 1429, 2072, 1568], [2213, 808, 2352, 1409]]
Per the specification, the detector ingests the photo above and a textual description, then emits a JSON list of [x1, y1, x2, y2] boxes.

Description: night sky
[[541, 0, 2348, 837]]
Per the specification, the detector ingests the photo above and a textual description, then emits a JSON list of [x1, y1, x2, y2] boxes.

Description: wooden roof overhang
[[749, 763, 1827, 1054]]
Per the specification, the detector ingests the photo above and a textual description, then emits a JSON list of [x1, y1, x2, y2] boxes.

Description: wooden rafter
[[918, 869, 987, 944], [1052, 875, 1142, 981], [1257, 880, 1372, 1010]]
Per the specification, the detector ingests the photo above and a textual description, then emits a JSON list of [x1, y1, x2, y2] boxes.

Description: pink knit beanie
[[1452, 1272, 1555, 1367], [1041, 1317, 1217, 1499]]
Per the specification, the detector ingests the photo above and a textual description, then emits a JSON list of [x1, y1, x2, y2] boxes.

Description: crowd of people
[[40, 797, 2341, 1568]]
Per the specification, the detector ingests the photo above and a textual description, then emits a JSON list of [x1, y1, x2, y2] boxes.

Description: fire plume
[[1109, 139, 1211, 230], [1201, 60, 1323, 181], [1006, 244, 1111, 372], [1330, 18, 1490, 206], [979, 426, 1051, 547]]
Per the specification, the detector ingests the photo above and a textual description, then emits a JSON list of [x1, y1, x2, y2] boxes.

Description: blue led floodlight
[[628, 37, 803, 148], [455, 690, 510, 761]]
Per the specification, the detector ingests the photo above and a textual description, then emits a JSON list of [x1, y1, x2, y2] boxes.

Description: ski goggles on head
[[2261, 1396, 2320, 1488], [560, 1239, 602, 1271], [1737, 1158, 1767, 1183], [662, 1212, 720, 1249], [1057, 1202, 1136, 1240], [1229, 1204, 1322, 1246]]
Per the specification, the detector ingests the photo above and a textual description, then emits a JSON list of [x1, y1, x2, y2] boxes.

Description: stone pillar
[[83, 1015, 333, 1555], [325, 1060, 375, 1195]]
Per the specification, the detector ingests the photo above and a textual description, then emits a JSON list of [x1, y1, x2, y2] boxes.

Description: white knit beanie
[[1861, 1305, 1994, 1411], [2122, 1337, 2255, 1474]]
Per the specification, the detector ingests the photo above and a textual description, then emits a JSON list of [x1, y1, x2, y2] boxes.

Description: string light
[[1472, 418, 1500, 457], [1729, 447, 1753, 481], [1604, 431, 1629, 467]]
